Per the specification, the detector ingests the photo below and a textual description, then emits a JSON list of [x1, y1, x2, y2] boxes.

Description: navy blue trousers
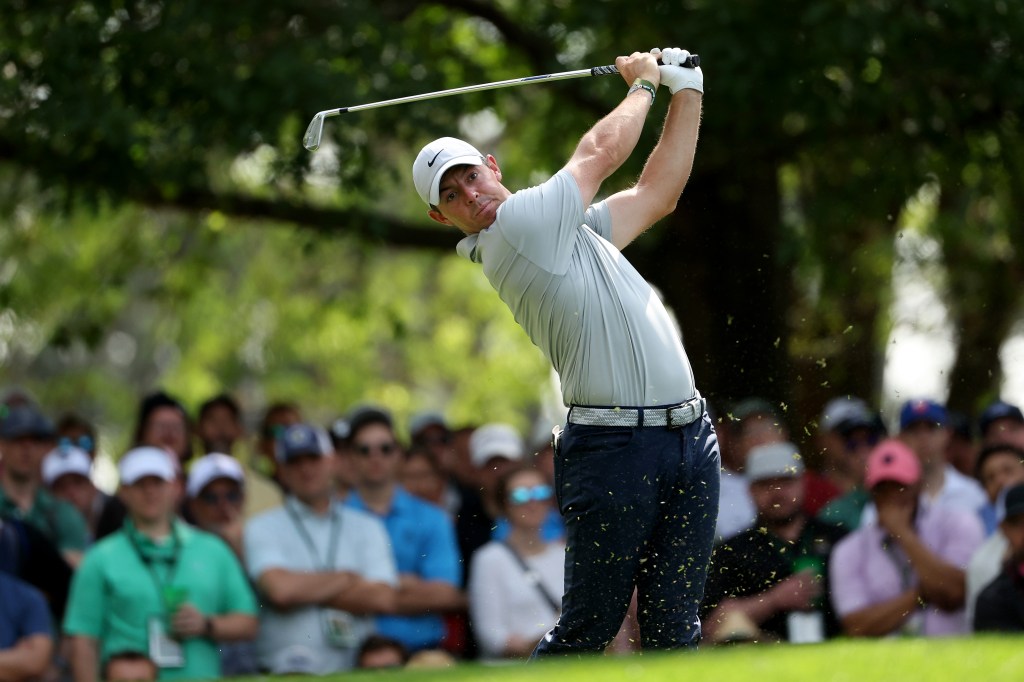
[[533, 412, 720, 655]]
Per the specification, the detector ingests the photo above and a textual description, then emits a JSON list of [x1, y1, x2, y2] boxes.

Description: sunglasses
[[356, 442, 397, 457], [509, 484, 553, 505], [59, 435, 94, 452], [198, 490, 243, 506]]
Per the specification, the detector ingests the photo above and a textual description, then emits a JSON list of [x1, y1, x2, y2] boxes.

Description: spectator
[[811, 393, 884, 520], [64, 447, 259, 682], [400, 446, 447, 509], [975, 442, 1024, 535], [829, 439, 984, 637], [356, 635, 408, 669], [973, 483, 1024, 631], [185, 454, 246, 560], [244, 424, 397, 675], [251, 401, 302, 493], [132, 391, 192, 468], [701, 442, 847, 644], [343, 406, 465, 654], [408, 412, 460, 514], [965, 443, 1024, 624], [719, 398, 791, 539], [42, 444, 124, 543], [946, 410, 977, 478], [897, 399, 987, 519], [0, 571, 53, 682], [326, 416, 357, 501], [196, 395, 244, 456], [0, 403, 88, 567], [0, 515, 72, 624], [54, 413, 127, 540], [977, 399, 1024, 449], [54, 413, 98, 460], [468, 465, 565, 659], [184, 453, 257, 675], [817, 399, 887, 531]]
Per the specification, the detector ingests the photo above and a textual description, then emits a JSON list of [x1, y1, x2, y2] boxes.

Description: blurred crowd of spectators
[[2, 386, 1023, 681]]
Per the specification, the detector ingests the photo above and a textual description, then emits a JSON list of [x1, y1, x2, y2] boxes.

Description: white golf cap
[[119, 446, 177, 485], [470, 423, 525, 468], [186, 453, 245, 498], [412, 136, 486, 206], [42, 445, 92, 486], [746, 442, 805, 483]]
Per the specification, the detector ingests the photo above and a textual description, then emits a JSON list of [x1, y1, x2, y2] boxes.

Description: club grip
[[591, 54, 700, 77]]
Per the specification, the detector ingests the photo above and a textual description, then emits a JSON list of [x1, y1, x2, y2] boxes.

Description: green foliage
[[0, 182, 550, 452]]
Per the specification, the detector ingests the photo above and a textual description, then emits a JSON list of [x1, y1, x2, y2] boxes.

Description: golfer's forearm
[[840, 589, 919, 637], [572, 93, 651, 182], [635, 90, 702, 217]]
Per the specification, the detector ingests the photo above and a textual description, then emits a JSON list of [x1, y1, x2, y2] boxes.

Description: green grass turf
[[237, 635, 1024, 682]]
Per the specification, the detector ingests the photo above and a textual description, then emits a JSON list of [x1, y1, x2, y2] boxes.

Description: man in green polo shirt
[[64, 446, 259, 682], [0, 403, 88, 567]]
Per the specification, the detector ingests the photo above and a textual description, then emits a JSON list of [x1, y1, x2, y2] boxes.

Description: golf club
[[303, 55, 700, 151]]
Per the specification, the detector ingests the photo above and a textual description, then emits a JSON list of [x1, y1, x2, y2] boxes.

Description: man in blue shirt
[[343, 406, 464, 652], [0, 571, 53, 682]]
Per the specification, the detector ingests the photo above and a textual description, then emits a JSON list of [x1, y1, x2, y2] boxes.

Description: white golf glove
[[651, 47, 704, 95]]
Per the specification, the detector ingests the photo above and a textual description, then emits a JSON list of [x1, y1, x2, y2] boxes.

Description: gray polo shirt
[[244, 497, 398, 675], [456, 169, 695, 407]]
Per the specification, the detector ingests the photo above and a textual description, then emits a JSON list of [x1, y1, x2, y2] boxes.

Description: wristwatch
[[627, 78, 656, 104]]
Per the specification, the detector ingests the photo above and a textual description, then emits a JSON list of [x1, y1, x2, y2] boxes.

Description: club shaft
[[320, 66, 615, 118], [304, 55, 699, 150]]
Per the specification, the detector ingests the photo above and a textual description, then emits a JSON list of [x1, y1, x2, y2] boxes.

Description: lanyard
[[126, 524, 182, 609], [285, 498, 341, 572]]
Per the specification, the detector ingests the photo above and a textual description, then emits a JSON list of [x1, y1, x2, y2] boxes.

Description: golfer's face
[[435, 160, 509, 233]]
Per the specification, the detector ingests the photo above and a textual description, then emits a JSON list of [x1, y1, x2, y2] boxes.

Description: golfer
[[411, 47, 718, 654]]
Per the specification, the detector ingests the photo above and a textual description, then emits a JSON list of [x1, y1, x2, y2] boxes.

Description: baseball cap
[[1004, 483, 1024, 519], [345, 405, 394, 441], [186, 453, 245, 498], [898, 399, 948, 431], [731, 397, 777, 423], [276, 423, 332, 463], [0, 403, 56, 440], [409, 411, 448, 438], [469, 423, 525, 468], [978, 400, 1024, 438], [412, 137, 486, 206], [819, 396, 876, 434], [865, 439, 921, 489], [746, 442, 805, 483], [119, 446, 177, 485], [41, 445, 92, 486]]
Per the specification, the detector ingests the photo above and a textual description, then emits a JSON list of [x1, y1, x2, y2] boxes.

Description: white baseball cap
[[746, 442, 805, 483], [412, 136, 486, 206], [42, 445, 92, 486], [186, 453, 245, 498], [119, 446, 177, 485], [469, 423, 525, 468]]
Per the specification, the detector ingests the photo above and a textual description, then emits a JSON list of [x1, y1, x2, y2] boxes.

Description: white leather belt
[[568, 395, 705, 429]]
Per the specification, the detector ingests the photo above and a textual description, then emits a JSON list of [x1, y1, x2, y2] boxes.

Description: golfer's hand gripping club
[[303, 53, 701, 151]]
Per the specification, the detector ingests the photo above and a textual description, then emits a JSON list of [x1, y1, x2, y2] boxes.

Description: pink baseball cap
[[865, 438, 921, 489]]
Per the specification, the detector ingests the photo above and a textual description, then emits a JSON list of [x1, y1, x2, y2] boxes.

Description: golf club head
[[303, 113, 325, 151]]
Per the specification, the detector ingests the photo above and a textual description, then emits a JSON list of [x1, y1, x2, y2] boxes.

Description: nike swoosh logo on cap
[[427, 149, 444, 167]]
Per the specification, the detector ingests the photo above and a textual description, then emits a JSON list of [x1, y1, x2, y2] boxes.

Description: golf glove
[[651, 47, 704, 94]]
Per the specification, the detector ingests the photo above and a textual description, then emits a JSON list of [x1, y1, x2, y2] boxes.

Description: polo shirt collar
[[456, 233, 481, 262]]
